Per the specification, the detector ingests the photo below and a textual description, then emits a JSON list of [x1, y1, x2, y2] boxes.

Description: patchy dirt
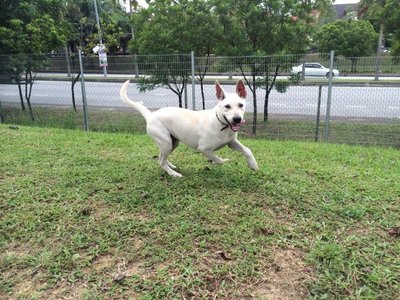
[[2, 237, 313, 299], [253, 248, 315, 300], [2, 254, 142, 300], [41, 280, 89, 300]]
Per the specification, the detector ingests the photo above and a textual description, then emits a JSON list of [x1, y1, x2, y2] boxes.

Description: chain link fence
[[1, 52, 399, 148]]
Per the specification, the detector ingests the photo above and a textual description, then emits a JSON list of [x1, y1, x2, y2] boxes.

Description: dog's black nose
[[232, 116, 242, 124]]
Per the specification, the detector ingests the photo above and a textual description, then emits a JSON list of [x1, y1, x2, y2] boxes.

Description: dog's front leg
[[198, 148, 228, 165], [228, 139, 259, 171]]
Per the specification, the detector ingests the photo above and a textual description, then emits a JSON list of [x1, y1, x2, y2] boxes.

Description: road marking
[[346, 105, 367, 109]]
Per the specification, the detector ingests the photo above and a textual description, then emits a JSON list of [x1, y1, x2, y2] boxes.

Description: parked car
[[291, 63, 339, 78]]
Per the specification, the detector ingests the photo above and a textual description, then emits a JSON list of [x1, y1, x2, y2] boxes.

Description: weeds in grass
[[0, 125, 399, 299]]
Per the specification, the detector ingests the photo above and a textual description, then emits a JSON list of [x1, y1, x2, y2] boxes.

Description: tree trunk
[[24, 70, 35, 121], [71, 73, 80, 112], [195, 54, 210, 110], [263, 61, 270, 123], [200, 81, 205, 110], [17, 81, 26, 110], [238, 62, 257, 134], [264, 65, 279, 123], [178, 93, 183, 108]]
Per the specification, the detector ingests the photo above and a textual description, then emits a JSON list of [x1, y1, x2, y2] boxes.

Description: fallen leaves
[[387, 227, 400, 237], [216, 251, 233, 261]]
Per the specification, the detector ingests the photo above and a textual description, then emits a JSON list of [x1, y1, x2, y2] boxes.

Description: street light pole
[[93, 0, 107, 77]]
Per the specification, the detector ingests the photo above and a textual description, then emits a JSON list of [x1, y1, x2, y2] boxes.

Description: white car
[[291, 63, 339, 78]]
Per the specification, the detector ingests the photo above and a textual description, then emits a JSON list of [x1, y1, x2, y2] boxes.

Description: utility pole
[[93, 0, 107, 77]]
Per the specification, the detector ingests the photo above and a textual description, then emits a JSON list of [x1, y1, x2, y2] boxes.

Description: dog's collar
[[216, 113, 231, 131]]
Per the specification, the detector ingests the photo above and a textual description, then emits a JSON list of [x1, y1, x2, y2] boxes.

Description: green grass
[[0, 106, 146, 133], [1, 125, 399, 299]]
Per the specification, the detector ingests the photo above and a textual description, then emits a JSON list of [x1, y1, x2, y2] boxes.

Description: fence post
[[301, 58, 306, 81], [134, 54, 139, 78], [184, 81, 188, 109], [78, 49, 89, 131], [65, 46, 71, 78], [374, 24, 384, 81], [315, 85, 322, 142], [324, 50, 334, 142], [0, 96, 3, 124], [191, 51, 196, 110]]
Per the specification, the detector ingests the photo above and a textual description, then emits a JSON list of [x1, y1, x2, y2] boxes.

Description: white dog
[[120, 80, 258, 177]]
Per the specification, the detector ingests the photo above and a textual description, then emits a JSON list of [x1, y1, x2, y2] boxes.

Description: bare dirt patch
[[253, 248, 315, 300]]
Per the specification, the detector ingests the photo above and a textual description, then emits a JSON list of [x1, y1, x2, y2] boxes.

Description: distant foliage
[[314, 20, 378, 71]]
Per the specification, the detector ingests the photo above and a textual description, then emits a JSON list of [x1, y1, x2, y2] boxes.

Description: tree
[[359, 0, 390, 79], [64, 0, 130, 54], [188, 0, 222, 109], [129, 1, 189, 108], [315, 20, 377, 72], [0, 0, 66, 120], [214, 0, 331, 133], [121, 0, 139, 37], [380, 0, 400, 56], [129, 0, 221, 108]]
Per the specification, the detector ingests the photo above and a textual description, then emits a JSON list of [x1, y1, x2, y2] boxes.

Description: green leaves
[[315, 19, 378, 58], [0, 1, 66, 55], [130, 0, 220, 56]]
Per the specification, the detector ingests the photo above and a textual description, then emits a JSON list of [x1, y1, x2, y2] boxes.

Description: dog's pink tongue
[[231, 119, 245, 132]]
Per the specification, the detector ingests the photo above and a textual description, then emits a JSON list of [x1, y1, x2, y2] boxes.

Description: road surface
[[1, 80, 400, 119]]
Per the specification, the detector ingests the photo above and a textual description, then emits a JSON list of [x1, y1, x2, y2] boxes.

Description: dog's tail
[[120, 80, 152, 121]]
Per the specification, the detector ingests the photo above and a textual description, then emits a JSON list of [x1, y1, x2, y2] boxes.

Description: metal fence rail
[[0, 52, 399, 148]]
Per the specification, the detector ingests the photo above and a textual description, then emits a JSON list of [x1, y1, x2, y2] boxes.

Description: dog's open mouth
[[230, 119, 245, 132]]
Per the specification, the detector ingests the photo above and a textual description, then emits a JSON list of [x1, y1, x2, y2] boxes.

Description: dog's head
[[215, 80, 247, 132]]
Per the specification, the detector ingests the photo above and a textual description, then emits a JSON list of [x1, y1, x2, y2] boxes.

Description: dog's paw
[[210, 157, 229, 165], [167, 160, 177, 169], [169, 170, 183, 177], [248, 161, 259, 171]]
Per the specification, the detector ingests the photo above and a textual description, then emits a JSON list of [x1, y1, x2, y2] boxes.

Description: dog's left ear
[[216, 81, 225, 101], [236, 80, 247, 99]]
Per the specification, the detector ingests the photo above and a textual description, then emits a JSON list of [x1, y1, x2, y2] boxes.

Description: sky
[[120, 0, 148, 11]]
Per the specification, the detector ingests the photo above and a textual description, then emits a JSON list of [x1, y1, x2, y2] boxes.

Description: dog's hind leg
[[198, 148, 228, 165], [157, 142, 182, 177], [166, 135, 179, 169], [148, 127, 182, 177]]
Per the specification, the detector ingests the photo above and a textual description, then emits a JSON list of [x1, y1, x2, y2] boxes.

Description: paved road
[[1, 80, 400, 119], [33, 72, 400, 81]]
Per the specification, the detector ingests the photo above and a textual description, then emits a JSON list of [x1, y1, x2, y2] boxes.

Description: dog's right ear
[[236, 80, 247, 99], [215, 81, 225, 101]]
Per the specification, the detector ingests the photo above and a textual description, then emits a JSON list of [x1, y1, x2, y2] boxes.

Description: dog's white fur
[[120, 80, 258, 177]]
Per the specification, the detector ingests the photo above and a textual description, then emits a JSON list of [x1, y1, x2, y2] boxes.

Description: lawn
[[0, 125, 399, 299]]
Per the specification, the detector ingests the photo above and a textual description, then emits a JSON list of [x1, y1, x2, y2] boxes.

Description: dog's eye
[[239, 103, 244, 108], [225, 105, 231, 109]]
